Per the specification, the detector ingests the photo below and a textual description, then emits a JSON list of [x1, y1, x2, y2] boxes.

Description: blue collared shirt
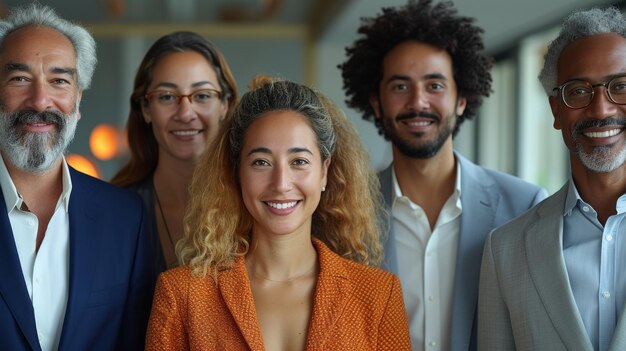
[[563, 178, 626, 351]]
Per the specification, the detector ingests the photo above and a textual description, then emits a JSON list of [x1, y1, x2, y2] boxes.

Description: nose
[[406, 86, 429, 111], [271, 164, 293, 193], [585, 86, 618, 119], [174, 96, 196, 123], [25, 80, 54, 112]]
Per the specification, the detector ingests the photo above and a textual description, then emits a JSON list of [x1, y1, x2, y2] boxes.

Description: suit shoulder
[[489, 202, 540, 244], [492, 185, 562, 237], [157, 266, 221, 298], [158, 266, 195, 289], [481, 167, 543, 194], [70, 168, 143, 207], [337, 256, 399, 294]]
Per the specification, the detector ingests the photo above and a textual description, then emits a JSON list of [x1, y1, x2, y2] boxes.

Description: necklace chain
[[153, 183, 176, 257]]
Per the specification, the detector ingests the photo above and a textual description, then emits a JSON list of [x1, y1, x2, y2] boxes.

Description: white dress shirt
[[391, 166, 462, 351], [0, 156, 72, 351]]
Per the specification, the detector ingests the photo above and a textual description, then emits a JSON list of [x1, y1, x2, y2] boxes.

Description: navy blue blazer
[[0, 167, 158, 350]]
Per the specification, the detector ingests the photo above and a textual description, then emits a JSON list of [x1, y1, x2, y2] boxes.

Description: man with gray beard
[[478, 6, 626, 350], [0, 4, 157, 351]]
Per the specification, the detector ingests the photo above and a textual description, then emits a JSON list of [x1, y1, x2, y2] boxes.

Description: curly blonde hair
[[178, 77, 384, 277]]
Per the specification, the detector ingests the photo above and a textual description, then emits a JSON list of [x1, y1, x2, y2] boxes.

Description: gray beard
[[574, 142, 626, 173], [0, 109, 78, 173], [571, 117, 626, 173]]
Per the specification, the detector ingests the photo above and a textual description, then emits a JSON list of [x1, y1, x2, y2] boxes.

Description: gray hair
[[0, 3, 97, 90], [229, 79, 336, 169], [538, 7, 626, 95]]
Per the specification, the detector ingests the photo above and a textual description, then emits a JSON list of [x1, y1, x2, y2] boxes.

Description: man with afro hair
[[340, 1, 546, 350]]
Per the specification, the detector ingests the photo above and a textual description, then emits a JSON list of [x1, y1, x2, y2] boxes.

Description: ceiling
[[2, 0, 622, 54], [325, 0, 623, 54], [3, 0, 313, 22]]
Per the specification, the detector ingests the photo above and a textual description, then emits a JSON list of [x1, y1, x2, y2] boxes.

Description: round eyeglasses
[[145, 89, 222, 109], [553, 74, 626, 109]]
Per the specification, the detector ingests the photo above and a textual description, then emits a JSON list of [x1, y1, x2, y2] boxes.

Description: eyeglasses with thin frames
[[145, 88, 222, 110], [553, 74, 626, 109]]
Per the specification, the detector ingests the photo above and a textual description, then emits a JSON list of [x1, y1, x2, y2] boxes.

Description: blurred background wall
[[3, 0, 623, 194]]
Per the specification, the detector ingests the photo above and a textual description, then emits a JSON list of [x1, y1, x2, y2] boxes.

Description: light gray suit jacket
[[379, 152, 546, 351], [478, 183, 626, 350]]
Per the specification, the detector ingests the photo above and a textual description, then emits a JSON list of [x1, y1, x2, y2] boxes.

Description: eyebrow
[[4, 62, 76, 77], [386, 73, 448, 83], [565, 73, 626, 83], [247, 146, 313, 156], [153, 81, 217, 90]]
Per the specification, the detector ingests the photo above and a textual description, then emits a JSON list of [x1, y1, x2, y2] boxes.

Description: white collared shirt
[[391, 166, 462, 351], [0, 156, 71, 351]]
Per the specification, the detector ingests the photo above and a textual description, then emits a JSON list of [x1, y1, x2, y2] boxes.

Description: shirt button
[[426, 252, 432, 257], [607, 234, 614, 241], [429, 341, 437, 347], [428, 296, 434, 302], [582, 206, 590, 212], [602, 291, 611, 299]]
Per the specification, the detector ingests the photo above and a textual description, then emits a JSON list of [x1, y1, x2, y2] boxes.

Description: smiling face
[[370, 40, 466, 159], [0, 25, 81, 172], [239, 110, 329, 239], [142, 50, 227, 164], [550, 33, 626, 174]]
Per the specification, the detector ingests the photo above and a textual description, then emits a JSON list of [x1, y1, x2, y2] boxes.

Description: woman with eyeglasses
[[111, 31, 238, 271]]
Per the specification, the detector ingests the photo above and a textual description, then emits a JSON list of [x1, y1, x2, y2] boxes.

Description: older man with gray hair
[[478, 6, 626, 351], [0, 3, 157, 350]]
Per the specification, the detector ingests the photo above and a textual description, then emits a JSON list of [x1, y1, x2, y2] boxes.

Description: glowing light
[[66, 154, 101, 179], [90, 124, 120, 160]]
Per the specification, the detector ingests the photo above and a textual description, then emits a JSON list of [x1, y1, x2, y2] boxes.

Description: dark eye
[[564, 81, 592, 97], [157, 92, 177, 102], [51, 78, 70, 85], [252, 159, 270, 166], [567, 87, 591, 97], [9, 76, 29, 83], [428, 82, 445, 91], [610, 78, 626, 93], [613, 84, 626, 91], [292, 158, 310, 166], [391, 83, 408, 92], [193, 90, 219, 103]]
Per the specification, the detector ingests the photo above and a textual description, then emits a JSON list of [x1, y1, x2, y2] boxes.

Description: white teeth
[[406, 121, 432, 126], [172, 130, 200, 136], [267, 201, 298, 210], [584, 129, 622, 138]]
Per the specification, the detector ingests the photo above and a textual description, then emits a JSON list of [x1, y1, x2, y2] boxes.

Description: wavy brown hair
[[178, 77, 384, 277], [110, 31, 238, 186]]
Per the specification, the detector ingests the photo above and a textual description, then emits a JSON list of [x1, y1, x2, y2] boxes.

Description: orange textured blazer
[[145, 239, 411, 350]]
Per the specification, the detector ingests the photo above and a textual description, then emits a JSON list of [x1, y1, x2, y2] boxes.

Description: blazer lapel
[[58, 169, 100, 349], [0, 192, 40, 350], [525, 185, 593, 350], [450, 154, 496, 350], [305, 239, 352, 349], [219, 257, 266, 350], [378, 165, 399, 273]]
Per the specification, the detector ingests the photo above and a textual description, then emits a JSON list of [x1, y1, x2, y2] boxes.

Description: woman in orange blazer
[[146, 77, 410, 350]]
